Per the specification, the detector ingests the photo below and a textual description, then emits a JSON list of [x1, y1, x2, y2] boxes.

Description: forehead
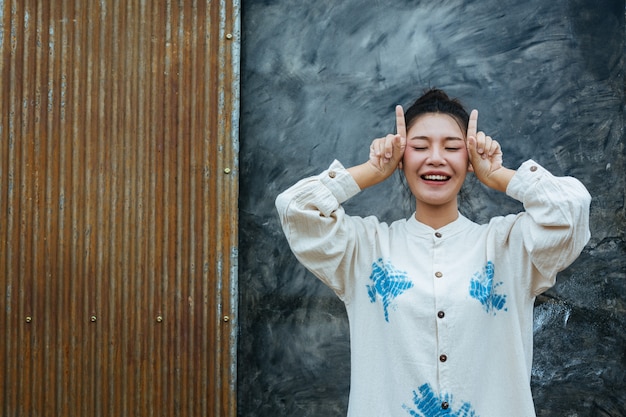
[[407, 113, 466, 138]]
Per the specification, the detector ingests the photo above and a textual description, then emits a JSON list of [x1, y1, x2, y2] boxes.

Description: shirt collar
[[406, 211, 474, 237]]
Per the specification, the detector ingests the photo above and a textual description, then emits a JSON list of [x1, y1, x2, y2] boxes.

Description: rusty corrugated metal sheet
[[0, 0, 239, 415]]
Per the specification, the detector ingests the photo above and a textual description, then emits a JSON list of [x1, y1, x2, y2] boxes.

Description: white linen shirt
[[275, 159, 591, 417]]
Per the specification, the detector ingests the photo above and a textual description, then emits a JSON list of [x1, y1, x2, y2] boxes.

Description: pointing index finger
[[467, 109, 478, 139], [396, 105, 406, 139]]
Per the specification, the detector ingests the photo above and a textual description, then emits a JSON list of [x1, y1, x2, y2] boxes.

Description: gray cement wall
[[238, 0, 625, 415]]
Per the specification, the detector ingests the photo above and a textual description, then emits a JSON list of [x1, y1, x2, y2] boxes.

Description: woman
[[275, 89, 591, 416]]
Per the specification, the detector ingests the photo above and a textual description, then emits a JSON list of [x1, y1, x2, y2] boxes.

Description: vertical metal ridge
[[119, 0, 132, 413], [70, 0, 90, 414], [147, 2, 164, 415], [188, 0, 199, 413], [84, 2, 104, 416], [142, 1, 156, 412], [191, 1, 208, 414], [204, 1, 220, 414], [133, 0, 149, 414], [109, 0, 122, 408], [173, 2, 185, 414], [150, 1, 166, 414], [4, 5, 16, 347], [20, 1, 35, 413], [176, 1, 190, 414], [34, 0, 45, 412], [46, 2, 63, 414], [162, 2, 175, 415], [57, 0, 70, 409], [62, 0, 77, 413], [40, 2, 54, 409], [217, 0, 239, 415], [227, 2, 240, 415], [11, 0, 28, 414], [35, 1, 54, 414], [0, 1, 9, 409]]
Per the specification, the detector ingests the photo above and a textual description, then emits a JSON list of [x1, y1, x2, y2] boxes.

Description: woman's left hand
[[466, 110, 515, 192]]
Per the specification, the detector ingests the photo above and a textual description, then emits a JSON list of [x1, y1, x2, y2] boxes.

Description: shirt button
[[441, 401, 449, 410], [439, 354, 448, 362], [530, 165, 538, 172], [437, 311, 445, 319], [328, 170, 337, 178], [434, 232, 442, 238], [435, 271, 443, 278]]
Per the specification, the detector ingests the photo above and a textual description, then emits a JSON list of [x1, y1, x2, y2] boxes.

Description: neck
[[414, 201, 459, 230]]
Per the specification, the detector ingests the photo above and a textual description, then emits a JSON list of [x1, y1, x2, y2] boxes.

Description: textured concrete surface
[[238, 0, 625, 415]]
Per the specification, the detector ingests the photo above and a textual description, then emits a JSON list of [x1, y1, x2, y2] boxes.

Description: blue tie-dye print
[[402, 383, 478, 416], [367, 258, 413, 322], [469, 261, 507, 314]]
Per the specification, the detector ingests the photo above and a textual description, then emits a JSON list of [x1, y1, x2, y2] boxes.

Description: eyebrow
[[409, 136, 464, 141]]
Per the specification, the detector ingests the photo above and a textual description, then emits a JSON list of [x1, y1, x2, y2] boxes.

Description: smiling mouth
[[421, 174, 450, 181]]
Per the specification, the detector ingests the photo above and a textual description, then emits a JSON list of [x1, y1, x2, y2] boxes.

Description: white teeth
[[423, 175, 449, 181]]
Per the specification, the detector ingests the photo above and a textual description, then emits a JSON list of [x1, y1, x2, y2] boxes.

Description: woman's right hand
[[348, 105, 407, 189], [368, 105, 407, 175]]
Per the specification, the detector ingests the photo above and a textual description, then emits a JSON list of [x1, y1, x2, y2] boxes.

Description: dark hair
[[404, 88, 469, 134]]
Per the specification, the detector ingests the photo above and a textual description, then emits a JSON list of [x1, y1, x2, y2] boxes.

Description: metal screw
[[25, 316, 32, 323], [224, 168, 231, 174], [156, 316, 163, 323], [225, 33, 233, 40], [90, 315, 97, 322], [223, 315, 230, 323]]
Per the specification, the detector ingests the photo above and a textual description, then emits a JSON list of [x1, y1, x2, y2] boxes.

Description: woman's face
[[402, 113, 470, 213]]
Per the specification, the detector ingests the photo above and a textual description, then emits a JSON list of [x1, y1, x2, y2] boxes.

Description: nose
[[426, 147, 446, 165]]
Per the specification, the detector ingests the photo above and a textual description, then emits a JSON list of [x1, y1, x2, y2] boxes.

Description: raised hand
[[348, 105, 407, 190], [466, 109, 514, 192], [368, 105, 407, 174]]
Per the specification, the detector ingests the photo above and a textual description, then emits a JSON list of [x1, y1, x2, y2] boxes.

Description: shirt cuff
[[318, 160, 362, 204], [506, 159, 546, 202]]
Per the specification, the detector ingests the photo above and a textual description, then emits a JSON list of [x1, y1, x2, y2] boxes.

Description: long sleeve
[[505, 159, 592, 293], [275, 160, 367, 299]]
